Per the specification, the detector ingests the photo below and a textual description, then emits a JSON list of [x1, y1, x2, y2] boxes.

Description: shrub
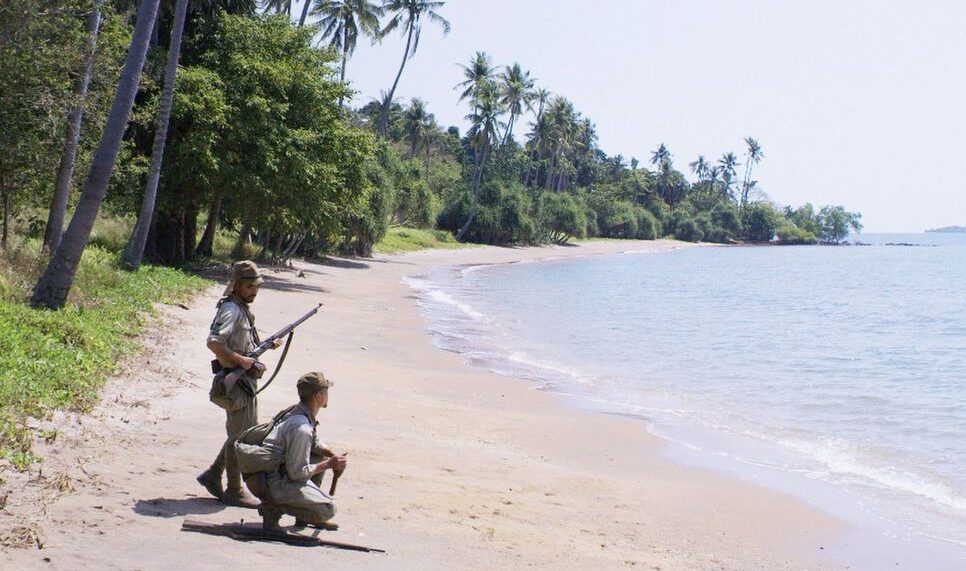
[[674, 217, 704, 242], [538, 192, 586, 243], [741, 202, 781, 242], [776, 222, 818, 245]]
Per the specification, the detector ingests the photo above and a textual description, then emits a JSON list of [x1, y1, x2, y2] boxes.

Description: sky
[[319, 0, 966, 233]]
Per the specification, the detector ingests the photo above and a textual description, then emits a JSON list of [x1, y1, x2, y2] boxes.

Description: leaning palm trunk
[[31, 0, 161, 309], [122, 0, 189, 270], [378, 24, 414, 137], [298, 0, 311, 25], [44, 0, 103, 255], [501, 111, 515, 146], [457, 147, 487, 241]]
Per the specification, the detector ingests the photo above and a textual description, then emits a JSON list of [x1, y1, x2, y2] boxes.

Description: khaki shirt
[[207, 298, 256, 367], [263, 404, 327, 482]]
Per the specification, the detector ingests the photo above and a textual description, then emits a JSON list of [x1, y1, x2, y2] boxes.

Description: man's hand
[[236, 354, 257, 370], [326, 454, 347, 472]]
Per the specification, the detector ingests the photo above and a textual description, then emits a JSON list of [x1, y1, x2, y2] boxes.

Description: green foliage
[[711, 202, 742, 237], [0, 238, 208, 467], [787, 203, 822, 237], [776, 222, 818, 245], [438, 182, 536, 245], [674, 216, 704, 242], [537, 192, 586, 243], [374, 227, 473, 253], [0, 1, 129, 231], [741, 202, 782, 242], [817, 205, 863, 243], [584, 194, 660, 240], [144, 14, 373, 262]]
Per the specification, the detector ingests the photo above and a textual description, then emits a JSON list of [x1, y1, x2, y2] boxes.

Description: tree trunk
[[231, 223, 252, 259], [122, 0, 189, 270], [501, 111, 515, 146], [338, 25, 349, 107], [298, 0, 311, 26], [378, 25, 414, 137], [457, 147, 487, 241], [44, 0, 103, 255], [195, 193, 221, 257], [31, 0, 160, 309], [1, 185, 9, 251]]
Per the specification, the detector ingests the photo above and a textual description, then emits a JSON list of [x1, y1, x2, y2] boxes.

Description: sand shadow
[[134, 497, 226, 519]]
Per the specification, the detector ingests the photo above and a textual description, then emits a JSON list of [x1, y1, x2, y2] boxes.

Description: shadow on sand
[[134, 497, 227, 519]]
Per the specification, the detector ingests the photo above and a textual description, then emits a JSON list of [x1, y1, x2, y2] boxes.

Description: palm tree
[[454, 51, 494, 103], [457, 81, 502, 241], [402, 97, 433, 158], [523, 87, 550, 187], [718, 151, 739, 203], [497, 62, 535, 145], [740, 136, 763, 208], [706, 165, 721, 201], [543, 97, 579, 192], [31, 0, 161, 309], [689, 155, 708, 181], [377, 0, 450, 137], [315, 0, 383, 97], [122, 0, 190, 270], [44, 0, 104, 255], [262, 0, 291, 14], [650, 144, 675, 203], [421, 116, 440, 176], [650, 143, 671, 167]]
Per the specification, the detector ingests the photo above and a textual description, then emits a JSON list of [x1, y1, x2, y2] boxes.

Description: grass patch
[[0, 235, 209, 469], [374, 227, 476, 254]]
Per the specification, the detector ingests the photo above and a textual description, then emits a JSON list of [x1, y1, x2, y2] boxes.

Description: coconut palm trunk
[[298, 0, 312, 25], [378, 23, 414, 137], [44, 0, 103, 255], [122, 0, 189, 270], [457, 147, 487, 241], [31, 0, 160, 309]]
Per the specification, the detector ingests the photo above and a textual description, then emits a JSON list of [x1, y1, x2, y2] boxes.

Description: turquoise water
[[406, 233, 966, 568]]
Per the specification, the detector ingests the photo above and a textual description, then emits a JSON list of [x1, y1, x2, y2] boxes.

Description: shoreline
[[3, 239, 853, 570]]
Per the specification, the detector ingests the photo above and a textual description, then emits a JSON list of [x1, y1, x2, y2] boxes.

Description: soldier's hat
[[224, 260, 264, 295], [297, 371, 332, 401]]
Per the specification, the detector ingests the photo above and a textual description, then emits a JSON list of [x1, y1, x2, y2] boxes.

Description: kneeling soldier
[[256, 372, 347, 530]]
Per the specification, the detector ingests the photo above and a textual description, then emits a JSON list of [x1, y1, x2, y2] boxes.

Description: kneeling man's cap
[[297, 371, 332, 399]]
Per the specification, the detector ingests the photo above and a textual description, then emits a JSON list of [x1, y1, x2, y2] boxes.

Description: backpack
[[234, 404, 306, 476]]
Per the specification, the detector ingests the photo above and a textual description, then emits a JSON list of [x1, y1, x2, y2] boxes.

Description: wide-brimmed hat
[[223, 260, 264, 295]]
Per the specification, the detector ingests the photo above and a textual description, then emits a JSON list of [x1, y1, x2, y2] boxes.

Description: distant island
[[926, 226, 966, 233]]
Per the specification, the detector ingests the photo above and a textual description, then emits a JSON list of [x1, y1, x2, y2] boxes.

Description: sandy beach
[[0, 239, 847, 570]]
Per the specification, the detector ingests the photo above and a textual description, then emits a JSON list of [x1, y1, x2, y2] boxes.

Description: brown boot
[[222, 486, 260, 509], [196, 468, 224, 500], [259, 503, 283, 531]]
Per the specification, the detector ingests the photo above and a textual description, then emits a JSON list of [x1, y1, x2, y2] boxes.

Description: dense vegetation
[[0, 0, 863, 465]]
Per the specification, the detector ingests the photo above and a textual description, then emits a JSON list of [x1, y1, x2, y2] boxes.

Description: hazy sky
[[328, 0, 965, 232]]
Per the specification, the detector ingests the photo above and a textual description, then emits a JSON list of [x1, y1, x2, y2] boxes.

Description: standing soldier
[[197, 260, 279, 508]]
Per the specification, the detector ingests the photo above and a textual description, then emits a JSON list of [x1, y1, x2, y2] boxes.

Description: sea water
[[405, 233, 966, 568]]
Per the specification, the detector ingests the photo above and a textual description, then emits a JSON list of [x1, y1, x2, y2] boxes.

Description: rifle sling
[[255, 331, 294, 396]]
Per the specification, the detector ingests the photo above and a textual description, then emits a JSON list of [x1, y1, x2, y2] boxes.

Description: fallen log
[[181, 518, 385, 553]]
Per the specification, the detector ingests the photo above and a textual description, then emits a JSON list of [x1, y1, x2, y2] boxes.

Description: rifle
[[222, 303, 322, 397]]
